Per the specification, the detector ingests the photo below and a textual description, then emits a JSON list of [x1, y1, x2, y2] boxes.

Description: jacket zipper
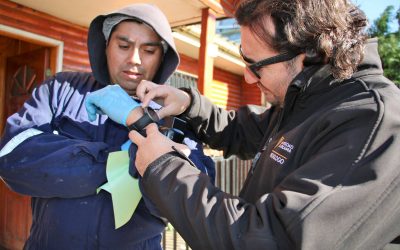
[[250, 107, 285, 174], [248, 66, 319, 175]]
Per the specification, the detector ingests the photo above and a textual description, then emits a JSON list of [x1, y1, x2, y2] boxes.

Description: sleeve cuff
[[178, 87, 202, 121], [143, 149, 196, 180]]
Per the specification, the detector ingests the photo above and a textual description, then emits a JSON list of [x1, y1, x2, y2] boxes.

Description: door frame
[[0, 24, 64, 133]]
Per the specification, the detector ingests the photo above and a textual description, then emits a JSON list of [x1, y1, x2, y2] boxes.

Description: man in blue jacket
[[0, 3, 214, 249]]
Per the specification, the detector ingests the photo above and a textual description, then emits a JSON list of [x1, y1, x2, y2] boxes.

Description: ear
[[303, 49, 325, 66], [298, 53, 306, 63]]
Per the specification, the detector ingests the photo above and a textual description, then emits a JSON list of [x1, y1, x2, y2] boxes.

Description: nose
[[243, 67, 258, 85], [128, 48, 141, 65]]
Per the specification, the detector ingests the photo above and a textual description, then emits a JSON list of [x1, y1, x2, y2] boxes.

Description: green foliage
[[367, 5, 400, 86]]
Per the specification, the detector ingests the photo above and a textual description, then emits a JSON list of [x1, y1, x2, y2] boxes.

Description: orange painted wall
[[178, 54, 261, 110], [241, 78, 262, 106], [0, 0, 90, 72]]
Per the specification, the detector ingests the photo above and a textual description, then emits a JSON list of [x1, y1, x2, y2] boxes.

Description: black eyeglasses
[[239, 44, 301, 79]]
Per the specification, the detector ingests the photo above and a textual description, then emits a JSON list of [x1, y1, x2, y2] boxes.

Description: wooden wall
[[220, 0, 239, 17], [241, 79, 262, 106], [0, 0, 90, 72], [213, 68, 242, 110], [179, 54, 261, 110]]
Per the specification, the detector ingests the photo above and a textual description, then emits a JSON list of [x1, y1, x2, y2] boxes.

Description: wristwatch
[[127, 107, 160, 133]]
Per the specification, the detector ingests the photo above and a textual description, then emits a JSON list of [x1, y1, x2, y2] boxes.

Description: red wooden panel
[[242, 81, 262, 106], [0, 0, 90, 72]]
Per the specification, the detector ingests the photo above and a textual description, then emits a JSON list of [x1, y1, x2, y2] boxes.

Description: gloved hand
[[85, 85, 140, 125]]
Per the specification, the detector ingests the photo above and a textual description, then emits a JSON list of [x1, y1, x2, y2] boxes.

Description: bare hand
[[136, 80, 191, 119], [129, 123, 190, 176]]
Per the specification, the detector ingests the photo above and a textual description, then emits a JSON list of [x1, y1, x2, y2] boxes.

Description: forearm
[[125, 106, 145, 126], [0, 133, 110, 198], [180, 87, 270, 159], [141, 151, 279, 249]]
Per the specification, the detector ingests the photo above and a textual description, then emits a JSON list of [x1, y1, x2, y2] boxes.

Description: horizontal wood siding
[[179, 53, 245, 110], [220, 0, 239, 16], [177, 53, 198, 76], [0, 0, 90, 72], [241, 78, 262, 106], [212, 68, 242, 110]]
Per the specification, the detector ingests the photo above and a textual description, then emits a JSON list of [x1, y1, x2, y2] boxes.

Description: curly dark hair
[[235, 0, 368, 80]]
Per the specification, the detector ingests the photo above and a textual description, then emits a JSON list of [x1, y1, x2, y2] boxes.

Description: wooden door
[[0, 47, 49, 250]]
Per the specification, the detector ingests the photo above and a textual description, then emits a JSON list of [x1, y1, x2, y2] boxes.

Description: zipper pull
[[250, 137, 272, 174]]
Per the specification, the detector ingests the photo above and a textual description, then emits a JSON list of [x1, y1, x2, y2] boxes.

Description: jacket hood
[[305, 38, 384, 89], [87, 4, 180, 85], [353, 37, 383, 77], [285, 38, 385, 102]]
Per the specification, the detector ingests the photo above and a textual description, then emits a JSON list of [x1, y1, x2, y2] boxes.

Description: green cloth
[[97, 151, 142, 229]]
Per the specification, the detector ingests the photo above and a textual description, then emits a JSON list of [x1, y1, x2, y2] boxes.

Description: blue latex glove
[[85, 85, 140, 125]]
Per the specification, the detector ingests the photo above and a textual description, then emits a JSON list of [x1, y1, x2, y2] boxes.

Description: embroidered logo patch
[[269, 136, 294, 165]]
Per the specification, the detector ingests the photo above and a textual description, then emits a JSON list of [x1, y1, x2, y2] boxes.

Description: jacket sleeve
[[141, 152, 277, 250], [180, 87, 272, 160], [140, 95, 400, 249], [133, 129, 216, 221], [0, 77, 111, 198]]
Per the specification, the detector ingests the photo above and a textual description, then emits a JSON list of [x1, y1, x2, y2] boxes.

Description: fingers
[[136, 80, 156, 103], [87, 112, 97, 122], [144, 123, 159, 135], [129, 123, 159, 145], [141, 88, 166, 109], [136, 80, 190, 118], [174, 143, 191, 157], [129, 129, 144, 145], [85, 97, 98, 121], [137, 80, 167, 108]]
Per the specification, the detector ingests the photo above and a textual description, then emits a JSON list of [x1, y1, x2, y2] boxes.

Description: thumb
[[85, 97, 97, 121]]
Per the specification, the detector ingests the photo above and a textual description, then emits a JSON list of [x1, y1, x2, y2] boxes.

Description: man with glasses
[[87, 0, 400, 249]]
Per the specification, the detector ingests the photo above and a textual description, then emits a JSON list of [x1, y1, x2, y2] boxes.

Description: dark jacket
[[140, 38, 400, 249], [0, 4, 214, 250]]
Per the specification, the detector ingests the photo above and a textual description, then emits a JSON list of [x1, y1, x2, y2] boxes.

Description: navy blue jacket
[[0, 72, 215, 249]]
